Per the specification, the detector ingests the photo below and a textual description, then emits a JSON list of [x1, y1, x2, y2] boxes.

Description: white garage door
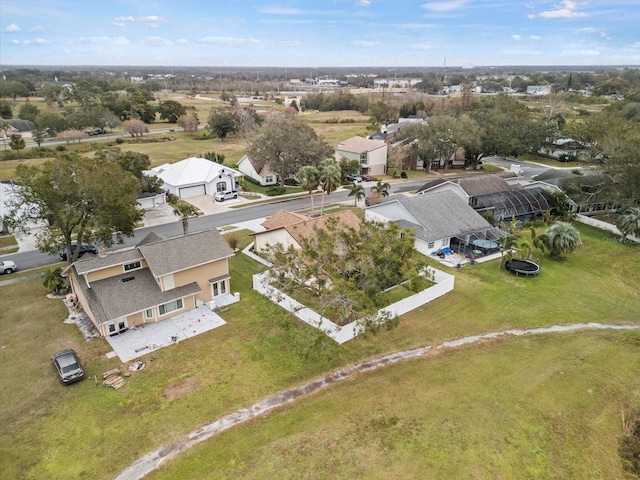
[[179, 185, 206, 198]]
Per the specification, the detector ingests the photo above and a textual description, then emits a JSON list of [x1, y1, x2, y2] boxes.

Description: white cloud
[[113, 22, 127, 28], [357, 0, 371, 6], [422, 1, 468, 13], [279, 40, 300, 47], [10, 39, 19, 45], [260, 7, 302, 15], [29, 25, 44, 33], [530, 35, 542, 41], [351, 40, 380, 47], [512, 34, 522, 41], [175, 38, 189, 46], [75, 36, 130, 46], [143, 36, 173, 47], [4, 23, 21, 32], [23, 38, 48, 45], [539, 1, 587, 19], [138, 15, 164, 28], [113, 16, 134, 22], [411, 42, 432, 50], [197, 36, 261, 47]]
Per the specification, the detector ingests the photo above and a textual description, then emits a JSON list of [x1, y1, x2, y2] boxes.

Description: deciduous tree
[[247, 112, 332, 187], [158, 100, 186, 123], [207, 108, 237, 141], [7, 154, 141, 263], [178, 110, 199, 134], [122, 118, 149, 137], [9, 133, 25, 159]]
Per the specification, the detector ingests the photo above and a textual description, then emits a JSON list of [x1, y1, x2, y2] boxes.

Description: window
[[216, 181, 226, 192], [213, 282, 218, 296], [428, 242, 435, 249], [158, 298, 183, 316], [360, 153, 367, 165], [265, 175, 274, 183], [221, 280, 226, 294], [144, 309, 153, 319], [124, 261, 141, 271], [212, 280, 226, 297], [109, 324, 116, 333]]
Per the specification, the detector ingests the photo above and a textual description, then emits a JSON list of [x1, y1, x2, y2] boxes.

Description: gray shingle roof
[[71, 267, 200, 324], [74, 249, 144, 275], [396, 190, 494, 242], [139, 229, 234, 277], [416, 174, 515, 197]]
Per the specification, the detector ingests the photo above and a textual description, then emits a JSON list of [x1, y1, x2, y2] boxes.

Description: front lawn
[[1, 222, 639, 479]]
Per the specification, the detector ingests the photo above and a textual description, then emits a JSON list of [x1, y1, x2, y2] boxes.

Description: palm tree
[[318, 159, 341, 216], [42, 267, 67, 294], [345, 183, 366, 206], [498, 234, 519, 269], [544, 221, 581, 260], [370, 179, 390, 200], [173, 202, 200, 236], [529, 227, 548, 262], [0, 121, 11, 151], [617, 207, 640, 243], [298, 165, 320, 216]]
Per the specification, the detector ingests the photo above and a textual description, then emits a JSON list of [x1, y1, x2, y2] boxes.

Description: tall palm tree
[[617, 207, 640, 243], [319, 158, 341, 216], [0, 121, 11, 151], [345, 183, 366, 206], [298, 165, 320, 216], [173, 202, 200, 236], [544, 221, 581, 260], [370, 179, 390, 200], [529, 227, 548, 262]]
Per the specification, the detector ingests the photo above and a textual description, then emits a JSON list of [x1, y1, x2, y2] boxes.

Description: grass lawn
[[1, 222, 639, 479]]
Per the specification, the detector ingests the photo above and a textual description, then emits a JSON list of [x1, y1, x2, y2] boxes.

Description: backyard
[[0, 224, 639, 479]]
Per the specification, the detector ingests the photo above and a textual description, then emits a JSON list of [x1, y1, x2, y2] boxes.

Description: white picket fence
[[252, 267, 455, 344]]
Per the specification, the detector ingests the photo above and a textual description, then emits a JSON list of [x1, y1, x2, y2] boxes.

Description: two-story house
[[335, 136, 388, 176], [66, 229, 234, 337]]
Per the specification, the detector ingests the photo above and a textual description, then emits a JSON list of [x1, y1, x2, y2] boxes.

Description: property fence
[[576, 214, 639, 243], [252, 267, 455, 344]]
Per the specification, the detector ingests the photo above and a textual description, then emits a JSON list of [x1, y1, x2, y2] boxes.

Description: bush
[[55, 145, 66, 152], [284, 178, 299, 186], [242, 176, 261, 186], [400, 171, 408, 178], [226, 233, 239, 251], [115, 138, 124, 144], [166, 193, 179, 205], [265, 186, 286, 196]]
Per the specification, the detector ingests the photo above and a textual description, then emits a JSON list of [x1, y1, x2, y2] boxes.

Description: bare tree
[[178, 110, 199, 135], [122, 119, 149, 137], [56, 129, 88, 144]]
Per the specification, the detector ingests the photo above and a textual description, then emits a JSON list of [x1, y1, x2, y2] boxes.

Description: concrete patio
[[106, 305, 227, 362]]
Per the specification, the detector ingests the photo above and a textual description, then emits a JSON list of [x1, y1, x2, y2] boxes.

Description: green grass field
[[1, 223, 639, 479]]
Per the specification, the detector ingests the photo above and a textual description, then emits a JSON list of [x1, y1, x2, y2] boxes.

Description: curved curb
[[115, 322, 640, 480]]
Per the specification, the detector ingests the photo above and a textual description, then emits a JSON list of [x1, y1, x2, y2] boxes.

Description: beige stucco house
[[335, 136, 388, 176], [66, 229, 234, 337], [237, 154, 279, 186]]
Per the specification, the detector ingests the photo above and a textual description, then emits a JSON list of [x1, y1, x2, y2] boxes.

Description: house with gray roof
[[1, 117, 37, 141], [416, 174, 517, 204], [66, 229, 235, 337], [365, 190, 502, 256]]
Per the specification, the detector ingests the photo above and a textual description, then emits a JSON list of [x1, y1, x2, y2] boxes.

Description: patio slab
[[106, 306, 226, 362]]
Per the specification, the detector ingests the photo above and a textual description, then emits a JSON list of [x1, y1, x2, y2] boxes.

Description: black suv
[[59, 243, 98, 261], [51, 349, 85, 384]]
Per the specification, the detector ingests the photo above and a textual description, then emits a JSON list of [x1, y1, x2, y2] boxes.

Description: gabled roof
[[238, 154, 270, 177], [139, 229, 234, 277], [416, 174, 515, 197], [372, 190, 495, 243], [149, 157, 241, 187], [261, 210, 309, 230], [71, 268, 201, 325], [336, 136, 386, 154], [136, 231, 167, 246], [1, 118, 36, 132], [286, 210, 361, 244]]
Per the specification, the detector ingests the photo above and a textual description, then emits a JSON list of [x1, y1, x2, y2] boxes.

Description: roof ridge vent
[[121, 276, 135, 282]]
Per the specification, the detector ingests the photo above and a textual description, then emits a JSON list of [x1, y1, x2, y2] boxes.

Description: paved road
[[482, 156, 550, 181]]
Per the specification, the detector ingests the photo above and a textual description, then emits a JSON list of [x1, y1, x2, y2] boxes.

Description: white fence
[[576, 214, 639, 243], [252, 267, 455, 344]]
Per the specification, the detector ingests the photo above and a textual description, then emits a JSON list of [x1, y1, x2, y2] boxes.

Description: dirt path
[[115, 322, 640, 480]]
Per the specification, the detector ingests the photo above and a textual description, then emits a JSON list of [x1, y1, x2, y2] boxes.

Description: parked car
[[0, 260, 16, 274], [361, 174, 373, 182], [346, 174, 362, 183], [51, 349, 85, 384], [59, 243, 98, 261], [214, 190, 239, 202]]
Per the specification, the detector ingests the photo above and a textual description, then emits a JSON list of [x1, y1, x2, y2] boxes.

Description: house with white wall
[[237, 155, 279, 186], [335, 136, 388, 176]]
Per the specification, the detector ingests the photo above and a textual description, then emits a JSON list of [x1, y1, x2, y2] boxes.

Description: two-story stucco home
[[65, 229, 234, 337], [335, 136, 388, 176]]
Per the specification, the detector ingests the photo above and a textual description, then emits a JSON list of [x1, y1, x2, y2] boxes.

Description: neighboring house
[[365, 190, 502, 256], [66, 229, 235, 337], [540, 138, 588, 161], [147, 157, 242, 199], [0, 117, 37, 141], [416, 174, 517, 204], [137, 191, 167, 209], [253, 209, 361, 254], [237, 154, 278, 186], [0, 179, 45, 234], [335, 136, 388, 176]]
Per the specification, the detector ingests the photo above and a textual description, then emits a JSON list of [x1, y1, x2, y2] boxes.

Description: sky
[[1, 0, 639, 68]]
